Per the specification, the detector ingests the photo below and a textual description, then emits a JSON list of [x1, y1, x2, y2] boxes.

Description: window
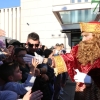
[[71, 0, 89, 3], [85, 0, 88, 2], [71, 31, 81, 47], [59, 9, 96, 24], [78, 0, 81, 2], [71, 0, 75, 3], [78, 10, 82, 22]]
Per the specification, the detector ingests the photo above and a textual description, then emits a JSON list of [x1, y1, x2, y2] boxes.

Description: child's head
[[14, 47, 27, 65], [0, 62, 22, 82], [43, 49, 53, 58]]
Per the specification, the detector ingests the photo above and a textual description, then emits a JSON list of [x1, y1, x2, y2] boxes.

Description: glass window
[[59, 9, 96, 24], [85, 9, 89, 22], [78, 10, 82, 22], [78, 0, 81, 2], [71, 0, 75, 3], [70, 11, 75, 23], [85, 0, 88, 2], [60, 11, 71, 24], [71, 32, 81, 47]]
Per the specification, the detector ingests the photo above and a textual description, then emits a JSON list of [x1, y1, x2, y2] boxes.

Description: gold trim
[[53, 55, 67, 75], [80, 22, 100, 33]]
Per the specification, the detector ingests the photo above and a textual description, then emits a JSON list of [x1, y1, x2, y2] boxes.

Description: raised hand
[[34, 52, 44, 64], [23, 90, 43, 100]]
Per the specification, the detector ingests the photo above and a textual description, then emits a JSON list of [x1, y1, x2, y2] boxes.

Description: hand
[[34, 52, 44, 64], [0, 29, 5, 36], [32, 58, 39, 68], [2, 48, 11, 57], [43, 58, 48, 64], [29, 59, 39, 76], [23, 90, 43, 100], [74, 69, 91, 83]]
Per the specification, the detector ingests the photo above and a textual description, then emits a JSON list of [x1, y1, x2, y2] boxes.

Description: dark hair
[[14, 47, 27, 55], [55, 43, 60, 46], [43, 49, 53, 58], [0, 62, 19, 82], [41, 45, 45, 51], [60, 43, 64, 45], [27, 32, 39, 40]]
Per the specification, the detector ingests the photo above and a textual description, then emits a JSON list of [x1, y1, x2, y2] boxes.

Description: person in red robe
[[53, 21, 100, 100]]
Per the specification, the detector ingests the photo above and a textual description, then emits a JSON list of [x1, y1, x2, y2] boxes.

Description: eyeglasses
[[28, 42, 39, 48]]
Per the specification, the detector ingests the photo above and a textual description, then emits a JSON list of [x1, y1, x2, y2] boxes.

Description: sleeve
[[4, 74, 36, 95], [88, 68, 100, 88], [0, 90, 18, 100], [61, 53, 76, 81], [53, 45, 79, 81]]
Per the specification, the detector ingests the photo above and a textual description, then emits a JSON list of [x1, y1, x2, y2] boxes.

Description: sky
[[0, 0, 20, 9]]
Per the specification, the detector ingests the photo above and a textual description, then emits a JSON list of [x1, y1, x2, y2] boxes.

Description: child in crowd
[[14, 47, 30, 83], [0, 59, 38, 97], [14, 47, 40, 83]]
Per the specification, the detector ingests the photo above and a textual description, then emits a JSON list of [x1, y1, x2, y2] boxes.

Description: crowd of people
[[0, 29, 67, 100], [0, 21, 100, 100]]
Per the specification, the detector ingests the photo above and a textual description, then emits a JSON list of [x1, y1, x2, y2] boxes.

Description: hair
[[14, 47, 27, 56], [27, 32, 39, 41], [60, 43, 64, 45], [55, 43, 60, 46], [43, 49, 53, 58], [0, 62, 19, 82], [77, 32, 100, 66]]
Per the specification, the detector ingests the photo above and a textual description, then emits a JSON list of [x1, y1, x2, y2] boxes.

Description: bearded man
[[53, 21, 100, 100]]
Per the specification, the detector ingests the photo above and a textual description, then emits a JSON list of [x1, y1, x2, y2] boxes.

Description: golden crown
[[80, 22, 100, 33]]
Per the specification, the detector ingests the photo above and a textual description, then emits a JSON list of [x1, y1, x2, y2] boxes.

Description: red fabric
[[61, 45, 100, 87]]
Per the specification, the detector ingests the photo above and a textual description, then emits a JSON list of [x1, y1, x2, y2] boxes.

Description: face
[[81, 32, 93, 41], [15, 50, 27, 65], [27, 39, 39, 52], [12, 67, 22, 82], [56, 46, 61, 51]]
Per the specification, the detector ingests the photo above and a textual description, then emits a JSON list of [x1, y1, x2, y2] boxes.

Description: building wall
[[0, 7, 21, 40], [0, 0, 97, 52], [21, 0, 95, 52], [21, 0, 66, 49]]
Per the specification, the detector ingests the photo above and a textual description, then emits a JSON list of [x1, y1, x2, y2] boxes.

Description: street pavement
[[58, 77, 76, 100]]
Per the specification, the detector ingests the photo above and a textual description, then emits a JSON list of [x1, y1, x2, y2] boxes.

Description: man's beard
[[77, 38, 100, 66]]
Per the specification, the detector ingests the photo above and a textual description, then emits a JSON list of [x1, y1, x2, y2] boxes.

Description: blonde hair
[[77, 32, 100, 66]]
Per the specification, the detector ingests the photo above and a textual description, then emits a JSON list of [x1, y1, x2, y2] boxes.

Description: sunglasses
[[28, 42, 39, 47]]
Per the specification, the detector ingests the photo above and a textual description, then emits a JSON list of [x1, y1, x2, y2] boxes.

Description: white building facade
[[21, 0, 98, 52], [0, 7, 21, 40], [0, 0, 98, 52]]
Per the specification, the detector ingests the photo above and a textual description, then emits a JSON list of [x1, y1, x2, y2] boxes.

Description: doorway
[[71, 29, 81, 47], [62, 29, 81, 48]]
